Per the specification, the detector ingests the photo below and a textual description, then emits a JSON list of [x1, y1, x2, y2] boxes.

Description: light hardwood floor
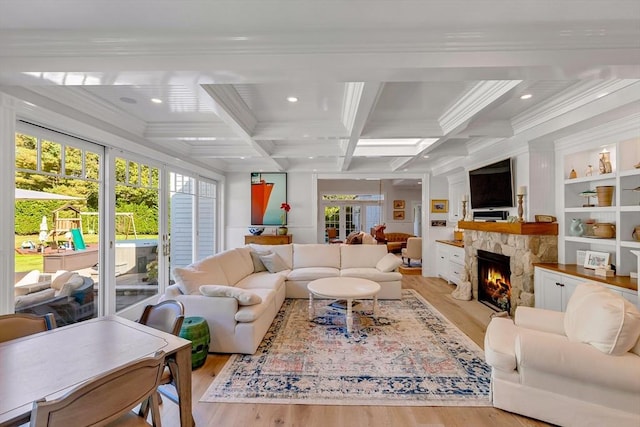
[[160, 276, 550, 427]]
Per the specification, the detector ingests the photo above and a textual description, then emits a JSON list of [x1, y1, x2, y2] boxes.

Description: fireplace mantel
[[458, 221, 558, 236]]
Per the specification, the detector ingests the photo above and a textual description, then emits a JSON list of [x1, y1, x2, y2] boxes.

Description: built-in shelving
[[558, 125, 640, 277]]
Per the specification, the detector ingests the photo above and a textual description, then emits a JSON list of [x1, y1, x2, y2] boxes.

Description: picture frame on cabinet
[[583, 251, 610, 270]]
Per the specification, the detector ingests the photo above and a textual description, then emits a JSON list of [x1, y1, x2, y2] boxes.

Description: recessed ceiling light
[[240, 157, 245, 160], [120, 97, 137, 104], [308, 156, 314, 159], [520, 94, 533, 100], [423, 155, 429, 159], [597, 92, 609, 98], [151, 98, 163, 104], [286, 96, 298, 103]]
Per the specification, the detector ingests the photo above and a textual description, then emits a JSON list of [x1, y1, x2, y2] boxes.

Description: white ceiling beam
[[439, 80, 522, 135], [340, 82, 385, 171], [201, 84, 286, 171]]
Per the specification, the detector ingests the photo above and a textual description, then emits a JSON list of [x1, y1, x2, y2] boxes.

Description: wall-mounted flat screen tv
[[468, 158, 515, 209]]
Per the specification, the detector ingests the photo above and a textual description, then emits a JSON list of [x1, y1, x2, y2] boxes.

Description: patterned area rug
[[201, 289, 491, 406]]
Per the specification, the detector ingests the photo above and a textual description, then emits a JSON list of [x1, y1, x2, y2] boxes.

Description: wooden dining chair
[[326, 227, 343, 244], [0, 313, 56, 343], [138, 300, 189, 424], [29, 351, 165, 427]]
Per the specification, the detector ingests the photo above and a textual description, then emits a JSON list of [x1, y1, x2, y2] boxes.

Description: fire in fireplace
[[477, 249, 511, 313]]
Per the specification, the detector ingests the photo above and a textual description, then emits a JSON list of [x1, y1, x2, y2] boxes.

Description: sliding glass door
[[114, 156, 160, 312], [14, 127, 103, 325]]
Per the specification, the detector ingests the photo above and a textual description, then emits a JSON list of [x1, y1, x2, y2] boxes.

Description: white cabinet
[[534, 267, 580, 311], [535, 266, 638, 311], [436, 242, 465, 285]]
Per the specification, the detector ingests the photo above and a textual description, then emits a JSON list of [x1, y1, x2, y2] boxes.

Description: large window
[[14, 129, 102, 325]]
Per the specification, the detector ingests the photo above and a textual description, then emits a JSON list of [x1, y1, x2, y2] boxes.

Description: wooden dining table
[[0, 315, 193, 427]]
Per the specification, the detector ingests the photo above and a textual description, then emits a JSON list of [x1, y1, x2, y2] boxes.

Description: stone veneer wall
[[462, 230, 558, 315]]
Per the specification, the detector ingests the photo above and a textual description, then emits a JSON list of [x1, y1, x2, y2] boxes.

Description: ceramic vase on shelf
[[277, 226, 288, 235], [569, 219, 584, 237]]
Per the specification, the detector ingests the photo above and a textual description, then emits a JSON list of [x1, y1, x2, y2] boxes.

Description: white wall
[[225, 172, 318, 249]]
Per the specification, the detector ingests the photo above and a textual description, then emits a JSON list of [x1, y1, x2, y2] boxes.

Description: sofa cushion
[[259, 252, 289, 273], [55, 273, 85, 297], [15, 270, 40, 287], [189, 255, 230, 285], [340, 267, 402, 282], [235, 289, 276, 322], [376, 253, 403, 272], [249, 244, 293, 269], [564, 283, 640, 356], [340, 244, 388, 269], [51, 270, 75, 291], [250, 250, 270, 273], [293, 244, 340, 269], [236, 271, 286, 290], [14, 288, 56, 309], [199, 285, 262, 305], [287, 267, 340, 282], [218, 247, 254, 285], [173, 267, 227, 295]]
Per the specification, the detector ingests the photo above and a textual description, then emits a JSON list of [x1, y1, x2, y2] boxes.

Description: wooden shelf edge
[[458, 221, 558, 236], [535, 263, 637, 292]]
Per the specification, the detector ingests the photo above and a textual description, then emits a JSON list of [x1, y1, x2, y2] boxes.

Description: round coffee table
[[307, 277, 381, 334]]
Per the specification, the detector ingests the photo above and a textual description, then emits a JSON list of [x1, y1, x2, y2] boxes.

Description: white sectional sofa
[[162, 243, 402, 354]]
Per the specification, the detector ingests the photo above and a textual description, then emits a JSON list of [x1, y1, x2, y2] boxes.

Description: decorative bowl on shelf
[[248, 226, 265, 236]]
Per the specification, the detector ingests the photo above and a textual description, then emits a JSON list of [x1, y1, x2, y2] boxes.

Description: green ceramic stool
[[178, 316, 210, 370]]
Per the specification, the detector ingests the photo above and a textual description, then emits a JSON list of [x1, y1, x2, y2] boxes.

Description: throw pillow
[[564, 283, 640, 355], [173, 267, 225, 295], [376, 253, 403, 272], [250, 251, 271, 273], [258, 252, 289, 273], [345, 231, 363, 245], [51, 270, 74, 291], [199, 285, 262, 306]]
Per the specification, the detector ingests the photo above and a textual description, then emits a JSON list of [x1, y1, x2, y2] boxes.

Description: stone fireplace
[[459, 222, 558, 315]]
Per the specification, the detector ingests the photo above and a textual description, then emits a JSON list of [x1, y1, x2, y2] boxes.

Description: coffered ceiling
[[0, 1, 639, 177]]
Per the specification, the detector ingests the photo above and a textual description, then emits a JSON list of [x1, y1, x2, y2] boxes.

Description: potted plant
[[278, 202, 290, 235]]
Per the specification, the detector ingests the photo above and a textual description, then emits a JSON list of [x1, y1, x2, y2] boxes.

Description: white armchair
[[484, 283, 640, 427], [401, 237, 421, 266]]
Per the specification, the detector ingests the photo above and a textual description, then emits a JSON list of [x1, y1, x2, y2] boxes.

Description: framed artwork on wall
[[431, 199, 449, 213], [393, 200, 405, 209], [393, 210, 405, 220], [250, 172, 287, 225]]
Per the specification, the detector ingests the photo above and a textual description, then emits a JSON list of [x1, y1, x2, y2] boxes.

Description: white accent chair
[[401, 237, 422, 266], [484, 283, 640, 427]]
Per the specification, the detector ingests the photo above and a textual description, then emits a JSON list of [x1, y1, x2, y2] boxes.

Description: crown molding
[[555, 111, 640, 151], [439, 80, 521, 135], [512, 80, 639, 133]]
